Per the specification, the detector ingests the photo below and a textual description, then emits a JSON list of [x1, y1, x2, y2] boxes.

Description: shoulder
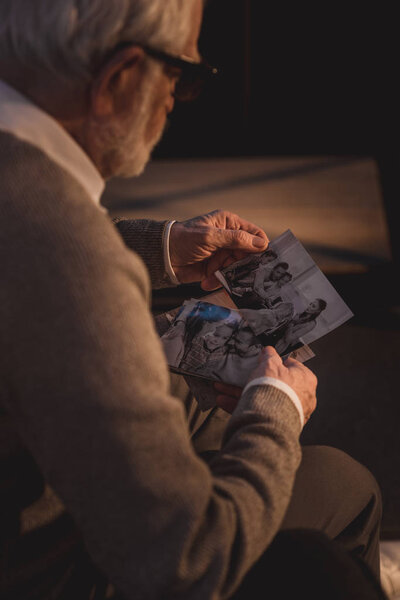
[[0, 132, 150, 301]]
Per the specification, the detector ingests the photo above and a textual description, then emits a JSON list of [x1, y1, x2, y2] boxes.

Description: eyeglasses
[[112, 42, 218, 102]]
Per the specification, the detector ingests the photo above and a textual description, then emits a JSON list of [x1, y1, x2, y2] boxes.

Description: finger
[[200, 248, 246, 289], [283, 356, 303, 368], [201, 275, 223, 291], [216, 394, 238, 414], [230, 217, 269, 242], [260, 346, 282, 362], [211, 228, 268, 252], [257, 346, 283, 371], [214, 382, 242, 398], [215, 211, 269, 243], [231, 249, 252, 262]]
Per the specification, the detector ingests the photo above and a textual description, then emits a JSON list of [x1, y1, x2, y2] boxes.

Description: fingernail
[[252, 236, 266, 248]]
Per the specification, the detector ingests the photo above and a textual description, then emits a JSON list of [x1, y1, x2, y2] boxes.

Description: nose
[[167, 81, 176, 114], [166, 93, 175, 114]]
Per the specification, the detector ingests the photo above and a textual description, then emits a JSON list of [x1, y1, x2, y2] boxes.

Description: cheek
[[144, 107, 166, 144], [144, 80, 173, 144]]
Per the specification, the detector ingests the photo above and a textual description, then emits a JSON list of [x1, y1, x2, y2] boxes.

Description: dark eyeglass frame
[[112, 42, 218, 102]]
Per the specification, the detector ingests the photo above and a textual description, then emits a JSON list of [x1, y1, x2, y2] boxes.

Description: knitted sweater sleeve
[[112, 216, 174, 289], [1, 154, 302, 599]]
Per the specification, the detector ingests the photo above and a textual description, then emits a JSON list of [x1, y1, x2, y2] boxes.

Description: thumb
[[215, 228, 268, 252], [259, 345, 281, 362]]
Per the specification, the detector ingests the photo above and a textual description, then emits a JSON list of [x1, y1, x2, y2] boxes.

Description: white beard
[[94, 63, 165, 178], [114, 88, 164, 178]]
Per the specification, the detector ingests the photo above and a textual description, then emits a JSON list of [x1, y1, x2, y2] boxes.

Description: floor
[[103, 155, 399, 538]]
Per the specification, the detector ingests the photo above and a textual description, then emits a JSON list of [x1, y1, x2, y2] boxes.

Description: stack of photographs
[[160, 230, 353, 391]]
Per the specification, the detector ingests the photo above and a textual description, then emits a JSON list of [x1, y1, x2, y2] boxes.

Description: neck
[[1, 60, 88, 116], [0, 60, 98, 169]]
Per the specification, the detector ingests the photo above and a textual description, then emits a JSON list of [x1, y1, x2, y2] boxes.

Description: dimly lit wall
[[154, 1, 398, 159]]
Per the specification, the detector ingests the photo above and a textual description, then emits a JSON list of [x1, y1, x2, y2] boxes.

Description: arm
[[4, 204, 301, 600], [113, 217, 171, 289], [253, 282, 273, 301], [113, 211, 269, 292], [253, 267, 273, 297]]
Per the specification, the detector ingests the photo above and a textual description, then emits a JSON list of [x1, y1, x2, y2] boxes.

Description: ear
[[90, 46, 147, 119]]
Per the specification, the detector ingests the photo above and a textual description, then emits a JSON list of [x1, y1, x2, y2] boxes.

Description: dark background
[[154, 1, 398, 159]]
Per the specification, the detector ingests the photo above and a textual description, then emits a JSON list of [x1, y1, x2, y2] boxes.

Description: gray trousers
[[171, 374, 382, 581]]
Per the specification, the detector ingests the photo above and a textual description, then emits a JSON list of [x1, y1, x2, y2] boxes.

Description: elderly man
[[0, 1, 383, 599]]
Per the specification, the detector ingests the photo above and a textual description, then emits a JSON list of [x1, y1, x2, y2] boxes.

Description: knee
[[302, 445, 382, 517]]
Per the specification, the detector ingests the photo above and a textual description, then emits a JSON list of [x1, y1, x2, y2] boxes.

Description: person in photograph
[[240, 271, 293, 308], [183, 320, 237, 374], [274, 299, 328, 355], [252, 256, 286, 295], [227, 250, 278, 302], [258, 261, 290, 288], [178, 302, 233, 367], [213, 325, 262, 386], [162, 301, 233, 368], [241, 302, 295, 337], [233, 261, 291, 309], [223, 249, 278, 289], [232, 325, 262, 359], [161, 300, 221, 366], [257, 271, 293, 302]]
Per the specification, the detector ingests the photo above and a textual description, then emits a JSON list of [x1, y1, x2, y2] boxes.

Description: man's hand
[[214, 347, 317, 423], [248, 347, 317, 423], [214, 382, 242, 414], [169, 210, 269, 290]]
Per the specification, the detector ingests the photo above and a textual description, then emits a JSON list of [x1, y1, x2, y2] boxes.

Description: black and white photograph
[[161, 300, 263, 387], [216, 230, 354, 354]]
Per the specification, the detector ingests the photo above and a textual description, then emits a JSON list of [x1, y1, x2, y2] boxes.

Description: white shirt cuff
[[242, 376, 305, 428], [163, 220, 180, 285]]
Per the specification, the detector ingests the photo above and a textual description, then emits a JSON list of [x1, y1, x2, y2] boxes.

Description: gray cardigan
[[0, 130, 301, 600]]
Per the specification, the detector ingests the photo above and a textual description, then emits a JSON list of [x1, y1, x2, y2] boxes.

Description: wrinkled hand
[[214, 382, 242, 414], [248, 347, 317, 423], [214, 347, 317, 423], [169, 210, 269, 290]]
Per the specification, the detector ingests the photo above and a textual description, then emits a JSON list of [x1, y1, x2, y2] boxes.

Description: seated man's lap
[[170, 372, 230, 450], [230, 529, 386, 600], [281, 445, 381, 535], [172, 373, 382, 577], [281, 445, 382, 577]]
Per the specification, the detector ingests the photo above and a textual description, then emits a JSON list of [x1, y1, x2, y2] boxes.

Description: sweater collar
[[0, 79, 105, 208]]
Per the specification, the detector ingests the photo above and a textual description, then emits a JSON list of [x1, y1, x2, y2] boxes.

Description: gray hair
[[0, 0, 198, 82]]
